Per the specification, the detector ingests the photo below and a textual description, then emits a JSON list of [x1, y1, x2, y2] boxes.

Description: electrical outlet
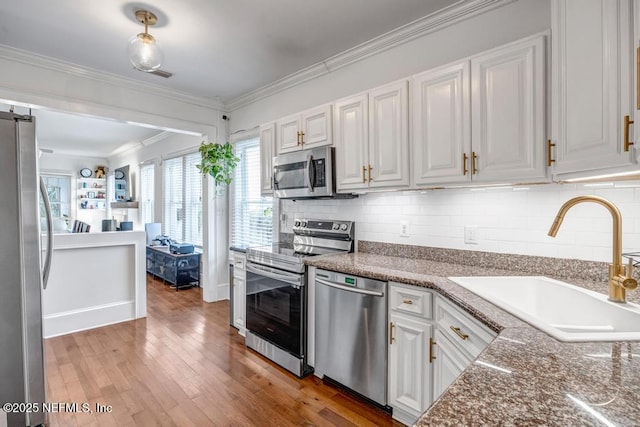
[[464, 226, 478, 244], [400, 221, 410, 238]]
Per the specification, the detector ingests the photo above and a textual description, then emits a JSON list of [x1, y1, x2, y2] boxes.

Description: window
[[41, 174, 71, 220], [231, 137, 273, 247], [163, 152, 202, 245], [140, 163, 155, 224]]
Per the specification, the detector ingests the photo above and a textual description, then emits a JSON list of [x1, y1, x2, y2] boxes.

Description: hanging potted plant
[[196, 142, 240, 186]]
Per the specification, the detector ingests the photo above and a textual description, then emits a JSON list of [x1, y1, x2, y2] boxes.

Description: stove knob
[[340, 223, 348, 231], [301, 221, 307, 227], [294, 220, 300, 227], [332, 223, 340, 230]]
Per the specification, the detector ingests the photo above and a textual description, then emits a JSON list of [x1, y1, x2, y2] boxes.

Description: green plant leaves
[[196, 142, 240, 186]]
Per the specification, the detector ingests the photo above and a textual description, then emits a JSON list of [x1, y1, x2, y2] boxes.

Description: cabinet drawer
[[435, 296, 496, 360], [389, 282, 433, 319]]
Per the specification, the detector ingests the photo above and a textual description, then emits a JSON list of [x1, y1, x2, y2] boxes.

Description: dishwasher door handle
[[315, 278, 384, 297]]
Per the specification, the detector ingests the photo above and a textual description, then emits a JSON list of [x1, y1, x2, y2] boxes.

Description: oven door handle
[[315, 278, 384, 297], [246, 263, 303, 286], [306, 152, 314, 193]]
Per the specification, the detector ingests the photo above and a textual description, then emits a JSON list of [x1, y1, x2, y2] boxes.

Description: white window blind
[[231, 137, 273, 247], [163, 152, 203, 245], [140, 163, 155, 224]]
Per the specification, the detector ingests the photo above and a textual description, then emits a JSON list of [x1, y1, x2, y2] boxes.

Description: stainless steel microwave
[[273, 146, 335, 199]]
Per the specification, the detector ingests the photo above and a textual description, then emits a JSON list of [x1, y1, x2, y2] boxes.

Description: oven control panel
[[293, 218, 354, 238]]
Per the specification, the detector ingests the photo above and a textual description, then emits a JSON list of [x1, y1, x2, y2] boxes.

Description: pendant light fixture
[[128, 10, 163, 72]]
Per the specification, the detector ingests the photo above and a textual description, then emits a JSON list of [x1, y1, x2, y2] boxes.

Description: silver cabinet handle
[[316, 278, 384, 297], [39, 176, 53, 289]]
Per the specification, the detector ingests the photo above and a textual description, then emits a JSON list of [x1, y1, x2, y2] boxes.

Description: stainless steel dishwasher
[[314, 268, 388, 407]]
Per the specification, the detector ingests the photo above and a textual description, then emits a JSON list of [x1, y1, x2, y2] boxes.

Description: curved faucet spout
[[547, 195, 622, 265], [547, 195, 636, 303]]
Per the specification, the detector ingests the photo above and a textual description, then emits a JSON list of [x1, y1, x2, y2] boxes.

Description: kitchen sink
[[448, 276, 640, 342]]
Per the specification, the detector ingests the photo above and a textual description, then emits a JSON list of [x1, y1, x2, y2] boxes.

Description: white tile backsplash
[[280, 181, 640, 263]]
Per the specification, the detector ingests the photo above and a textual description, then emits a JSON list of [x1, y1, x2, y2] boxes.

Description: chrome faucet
[[548, 195, 638, 303]]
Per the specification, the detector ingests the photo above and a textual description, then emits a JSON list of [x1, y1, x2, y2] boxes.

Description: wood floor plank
[[45, 274, 404, 426]]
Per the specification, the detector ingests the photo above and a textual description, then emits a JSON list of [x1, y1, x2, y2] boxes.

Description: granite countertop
[[305, 251, 640, 426]]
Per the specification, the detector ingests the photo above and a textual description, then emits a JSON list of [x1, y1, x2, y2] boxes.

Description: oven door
[[273, 146, 333, 198], [245, 262, 306, 357]]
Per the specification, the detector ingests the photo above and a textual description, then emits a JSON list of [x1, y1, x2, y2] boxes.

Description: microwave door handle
[[306, 152, 314, 192]]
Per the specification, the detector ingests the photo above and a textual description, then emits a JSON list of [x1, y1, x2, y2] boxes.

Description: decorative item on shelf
[[94, 165, 107, 178], [87, 191, 96, 199], [79, 168, 92, 178], [80, 201, 88, 209], [196, 141, 240, 186]]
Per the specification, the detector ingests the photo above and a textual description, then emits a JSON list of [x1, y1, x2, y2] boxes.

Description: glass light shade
[[128, 33, 163, 72]]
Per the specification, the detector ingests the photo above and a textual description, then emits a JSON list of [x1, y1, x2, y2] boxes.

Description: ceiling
[[0, 0, 461, 103], [0, 0, 465, 156]]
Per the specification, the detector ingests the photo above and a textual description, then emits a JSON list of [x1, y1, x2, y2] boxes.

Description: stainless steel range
[[245, 219, 355, 377]]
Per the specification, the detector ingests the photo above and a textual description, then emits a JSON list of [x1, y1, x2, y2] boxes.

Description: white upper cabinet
[[411, 34, 547, 187], [276, 104, 332, 154], [259, 123, 276, 195], [335, 80, 409, 192], [412, 62, 471, 186], [471, 35, 547, 183], [334, 93, 369, 190], [369, 80, 410, 189], [551, 0, 635, 176]]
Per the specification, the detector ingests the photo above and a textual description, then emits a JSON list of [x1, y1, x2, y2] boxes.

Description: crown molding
[[225, 0, 516, 111], [0, 44, 224, 111]]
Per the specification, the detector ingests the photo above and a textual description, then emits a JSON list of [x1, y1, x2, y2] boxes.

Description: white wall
[[280, 182, 640, 263], [109, 132, 203, 228]]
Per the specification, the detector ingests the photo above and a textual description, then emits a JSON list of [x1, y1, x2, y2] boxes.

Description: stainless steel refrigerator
[[0, 111, 53, 427]]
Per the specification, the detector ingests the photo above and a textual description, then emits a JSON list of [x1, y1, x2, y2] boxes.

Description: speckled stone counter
[[305, 245, 640, 426]]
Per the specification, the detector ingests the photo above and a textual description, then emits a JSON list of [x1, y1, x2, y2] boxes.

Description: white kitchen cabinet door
[[551, 0, 635, 176], [368, 80, 410, 189], [275, 105, 332, 154], [432, 329, 468, 401], [232, 253, 246, 336], [259, 123, 276, 195], [471, 35, 547, 183], [276, 113, 302, 154], [412, 61, 471, 186], [334, 93, 369, 191], [301, 104, 332, 149], [388, 312, 432, 423]]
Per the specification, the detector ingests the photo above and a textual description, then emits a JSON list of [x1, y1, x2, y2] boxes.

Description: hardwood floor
[[45, 275, 403, 426]]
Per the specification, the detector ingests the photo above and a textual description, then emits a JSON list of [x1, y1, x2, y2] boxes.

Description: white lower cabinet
[[388, 283, 434, 425], [432, 329, 468, 399], [388, 312, 432, 422], [232, 252, 246, 336], [432, 295, 497, 402], [388, 283, 497, 426]]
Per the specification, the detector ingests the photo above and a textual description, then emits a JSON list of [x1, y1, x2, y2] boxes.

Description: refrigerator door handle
[[39, 176, 53, 289]]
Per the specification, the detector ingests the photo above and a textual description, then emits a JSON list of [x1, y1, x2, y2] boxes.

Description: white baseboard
[[43, 300, 135, 338], [218, 282, 230, 300]]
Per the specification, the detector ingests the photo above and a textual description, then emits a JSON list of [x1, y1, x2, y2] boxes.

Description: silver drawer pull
[[450, 326, 469, 340], [402, 299, 414, 305]]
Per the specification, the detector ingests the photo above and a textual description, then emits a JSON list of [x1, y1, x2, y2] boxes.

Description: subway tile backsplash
[[280, 182, 640, 263]]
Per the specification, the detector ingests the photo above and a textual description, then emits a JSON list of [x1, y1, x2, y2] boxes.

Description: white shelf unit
[[77, 177, 107, 210]]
